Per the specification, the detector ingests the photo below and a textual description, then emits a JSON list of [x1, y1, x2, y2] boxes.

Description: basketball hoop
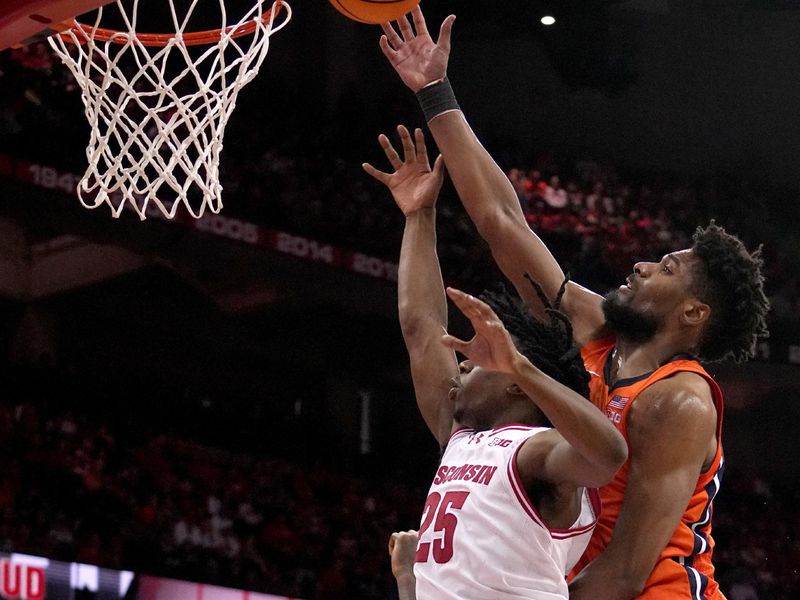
[[47, 0, 291, 220]]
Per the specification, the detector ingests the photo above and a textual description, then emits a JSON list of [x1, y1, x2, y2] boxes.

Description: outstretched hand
[[362, 125, 445, 216], [380, 6, 456, 92], [442, 288, 524, 375]]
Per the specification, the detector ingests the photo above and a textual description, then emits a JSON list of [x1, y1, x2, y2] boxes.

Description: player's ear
[[506, 383, 526, 397], [682, 299, 710, 327]]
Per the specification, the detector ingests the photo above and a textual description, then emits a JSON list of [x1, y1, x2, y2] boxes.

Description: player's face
[[450, 360, 517, 430], [603, 248, 700, 342]]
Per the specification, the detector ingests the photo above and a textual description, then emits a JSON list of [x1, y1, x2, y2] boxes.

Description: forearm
[[427, 110, 525, 235], [570, 554, 642, 600], [425, 108, 569, 306], [512, 356, 627, 473], [394, 573, 417, 600], [398, 208, 447, 338]]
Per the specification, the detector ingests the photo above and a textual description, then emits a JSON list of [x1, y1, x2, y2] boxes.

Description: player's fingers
[[447, 288, 487, 322], [388, 532, 398, 555], [378, 134, 403, 170], [445, 287, 472, 312], [437, 15, 456, 53], [470, 296, 497, 319], [452, 287, 493, 316], [362, 162, 391, 185], [446, 287, 478, 311], [414, 128, 429, 165], [474, 306, 503, 334], [441, 333, 470, 354], [411, 6, 429, 38], [455, 302, 484, 324], [396, 531, 418, 548], [397, 13, 415, 41], [381, 23, 403, 50], [432, 154, 445, 177], [397, 125, 415, 163], [482, 319, 508, 340], [379, 35, 398, 62]]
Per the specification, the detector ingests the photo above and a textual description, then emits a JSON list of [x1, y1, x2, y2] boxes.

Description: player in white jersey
[[364, 126, 628, 600]]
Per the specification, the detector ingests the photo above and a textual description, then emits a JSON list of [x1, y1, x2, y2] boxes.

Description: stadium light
[[541, 16, 556, 26]]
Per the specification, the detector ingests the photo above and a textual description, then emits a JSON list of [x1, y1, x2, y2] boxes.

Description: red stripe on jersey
[[550, 520, 596, 539], [506, 449, 548, 530], [509, 444, 600, 539], [447, 427, 473, 444], [490, 424, 538, 436], [551, 488, 600, 539]]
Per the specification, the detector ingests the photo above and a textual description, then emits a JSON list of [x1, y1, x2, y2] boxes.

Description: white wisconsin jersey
[[414, 425, 600, 600]]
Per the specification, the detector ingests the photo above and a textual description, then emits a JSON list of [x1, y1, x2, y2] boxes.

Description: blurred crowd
[[713, 474, 800, 600], [0, 365, 423, 600]]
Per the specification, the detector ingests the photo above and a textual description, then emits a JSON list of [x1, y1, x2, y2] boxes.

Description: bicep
[[407, 330, 459, 446], [518, 430, 615, 489], [609, 445, 703, 574], [542, 436, 615, 488]]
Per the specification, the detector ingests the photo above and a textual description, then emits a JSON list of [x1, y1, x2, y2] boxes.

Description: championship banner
[[2, 155, 399, 284], [1, 154, 796, 363]]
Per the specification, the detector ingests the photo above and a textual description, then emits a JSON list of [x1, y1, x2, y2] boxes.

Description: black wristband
[[415, 78, 460, 123]]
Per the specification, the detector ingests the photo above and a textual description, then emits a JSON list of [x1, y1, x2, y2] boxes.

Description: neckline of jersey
[[603, 347, 697, 392]]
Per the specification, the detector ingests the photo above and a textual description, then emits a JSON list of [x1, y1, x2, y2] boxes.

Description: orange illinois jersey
[[570, 337, 726, 600]]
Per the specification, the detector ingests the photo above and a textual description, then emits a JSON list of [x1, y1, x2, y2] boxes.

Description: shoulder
[[514, 428, 561, 477], [628, 372, 716, 440], [580, 334, 615, 362], [441, 426, 474, 452]]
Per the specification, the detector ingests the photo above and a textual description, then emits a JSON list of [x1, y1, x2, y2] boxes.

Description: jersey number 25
[[415, 491, 470, 564]]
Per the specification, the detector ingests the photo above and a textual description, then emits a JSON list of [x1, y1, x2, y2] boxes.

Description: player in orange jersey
[[377, 7, 769, 600]]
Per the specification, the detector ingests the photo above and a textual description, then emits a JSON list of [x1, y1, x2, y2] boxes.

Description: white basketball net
[[48, 0, 291, 220]]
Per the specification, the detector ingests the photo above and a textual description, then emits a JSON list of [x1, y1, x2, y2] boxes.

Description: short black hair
[[479, 276, 591, 400], [690, 222, 769, 363]]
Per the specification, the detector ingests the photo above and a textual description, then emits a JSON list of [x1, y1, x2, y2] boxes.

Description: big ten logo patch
[[488, 438, 512, 448], [0, 560, 45, 600]]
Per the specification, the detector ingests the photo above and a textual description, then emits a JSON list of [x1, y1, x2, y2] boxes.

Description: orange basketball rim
[[60, 0, 288, 47]]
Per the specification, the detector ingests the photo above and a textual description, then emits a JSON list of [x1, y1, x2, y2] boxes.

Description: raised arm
[[363, 126, 456, 447], [379, 7, 606, 344], [569, 374, 717, 599], [442, 288, 627, 487]]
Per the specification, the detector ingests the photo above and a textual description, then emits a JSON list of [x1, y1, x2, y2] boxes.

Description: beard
[[602, 289, 660, 343]]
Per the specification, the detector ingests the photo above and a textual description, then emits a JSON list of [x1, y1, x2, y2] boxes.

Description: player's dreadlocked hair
[[479, 276, 591, 400], [690, 222, 769, 363]]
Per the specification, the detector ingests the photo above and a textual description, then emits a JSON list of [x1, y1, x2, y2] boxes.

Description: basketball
[[328, 0, 421, 25]]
